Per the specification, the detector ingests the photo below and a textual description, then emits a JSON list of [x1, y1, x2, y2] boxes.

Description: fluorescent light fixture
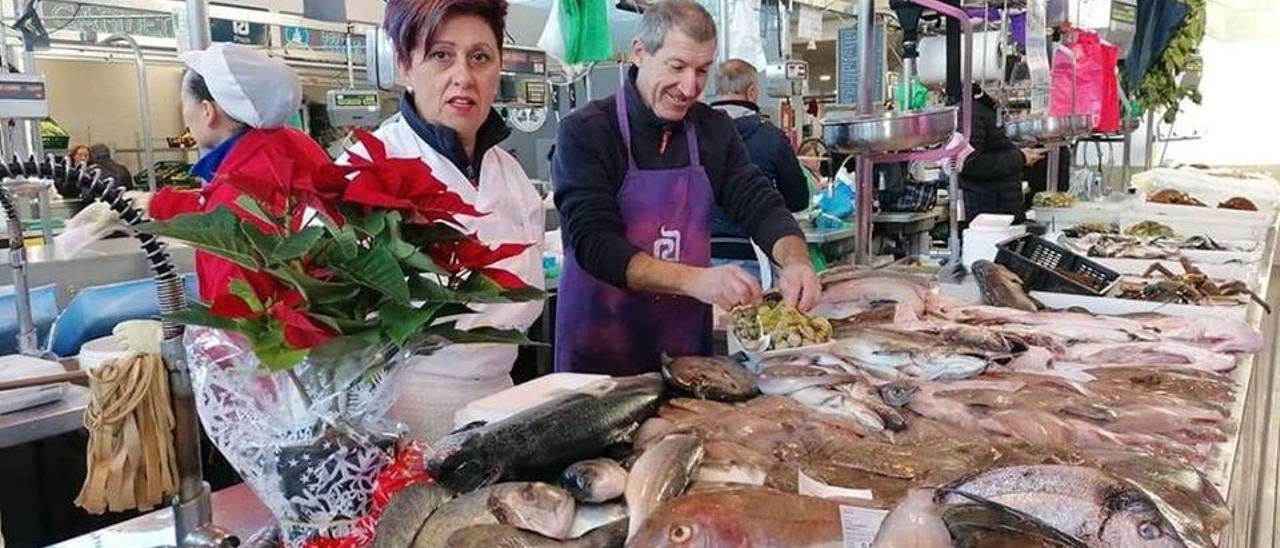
[[818, 74, 832, 81]]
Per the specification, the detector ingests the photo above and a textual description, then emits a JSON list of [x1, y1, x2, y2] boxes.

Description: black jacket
[[399, 92, 511, 181], [960, 91, 1025, 218], [552, 67, 803, 289]]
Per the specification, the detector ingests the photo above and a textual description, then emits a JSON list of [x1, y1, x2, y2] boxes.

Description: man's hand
[[777, 262, 822, 311], [1022, 148, 1047, 166], [687, 265, 763, 310]]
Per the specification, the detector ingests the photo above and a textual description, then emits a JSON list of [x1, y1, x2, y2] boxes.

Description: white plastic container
[[1033, 201, 1126, 231], [1118, 214, 1272, 242], [1031, 291, 1249, 322], [1090, 258, 1260, 289], [77, 335, 131, 371], [0, 354, 68, 414], [453, 372, 609, 427]]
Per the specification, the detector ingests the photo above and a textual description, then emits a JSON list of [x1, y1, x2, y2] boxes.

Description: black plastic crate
[[993, 233, 1119, 296]]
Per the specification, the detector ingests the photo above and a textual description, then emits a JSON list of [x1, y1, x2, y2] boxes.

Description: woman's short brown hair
[[384, 0, 509, 68]]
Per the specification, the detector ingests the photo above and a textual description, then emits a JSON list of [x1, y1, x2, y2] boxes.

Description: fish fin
[[939, 489, 1087, 548], [449, 421, 488, 435]]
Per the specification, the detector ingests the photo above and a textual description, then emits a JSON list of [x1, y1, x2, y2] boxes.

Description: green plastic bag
[[896, 77, 928, 111], [560, 0, 613, 64]]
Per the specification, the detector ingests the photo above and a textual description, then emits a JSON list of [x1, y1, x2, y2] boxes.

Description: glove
[[113, 320, 162, 355]]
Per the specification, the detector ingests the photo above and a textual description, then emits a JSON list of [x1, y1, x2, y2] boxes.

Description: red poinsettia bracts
[[343, 129, 483, 225], [427, 237, 532, 289], [208, 270, 336, 350]]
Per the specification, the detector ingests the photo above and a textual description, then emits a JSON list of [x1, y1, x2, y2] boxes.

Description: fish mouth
[[878, 382, 918, 408]]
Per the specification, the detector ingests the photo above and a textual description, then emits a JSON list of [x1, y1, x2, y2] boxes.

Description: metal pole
[[855, 156, 874, 264], [3, 189, 36, 356], [37, 184, 51, 245], [1120, 131, 1131, 191], [345, 29, 355, 88], [1046, 144, 1061, 192], [186, 0, 211, 51], [102, 35, 157, 192], [856, 0, 875, 114], [948, 170, 961, 263], [1143, 109, 1155, 171]]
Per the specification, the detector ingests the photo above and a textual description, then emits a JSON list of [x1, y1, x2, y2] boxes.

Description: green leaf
[[380, 302, 444, 346], [228, 279, 264, 312], [163, 304, 238, 330], [320, 215, 360, 261], [234, 195, 276, 226], [138, 207, 260, 269], [342, 247, 410, 303], [459, 270, 504, 295], [424, 323, 546, 347], [240, 221, 283, 262], [308, 330, 383, 362], [389, 240, 451, 275], [255, 342, 310, 371], [434, 303, 479, 318], [353, 209, 388, 237], [273, 227, 326, 263], [268, 264, 357, 304], [500, 286, 548, 301]]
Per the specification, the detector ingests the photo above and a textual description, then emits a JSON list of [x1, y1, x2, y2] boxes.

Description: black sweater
[[552, 67, 802, 289], [959, 92, 1024, 194]]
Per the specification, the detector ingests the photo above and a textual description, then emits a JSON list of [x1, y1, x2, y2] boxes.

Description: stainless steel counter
[[0, 238, 194, 305], [50, 483, 273, 548], [0, 384, 89, 449]]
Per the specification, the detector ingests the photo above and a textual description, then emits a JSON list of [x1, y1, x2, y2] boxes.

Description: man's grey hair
[[635, 0, 717, 54], [716, 59, 758, 96]]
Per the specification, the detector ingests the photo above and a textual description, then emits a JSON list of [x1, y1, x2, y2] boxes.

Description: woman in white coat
[[366, 0, 543, 442]]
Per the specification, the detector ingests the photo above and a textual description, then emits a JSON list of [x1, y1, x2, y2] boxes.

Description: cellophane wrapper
[[185, 326, 418, 546]]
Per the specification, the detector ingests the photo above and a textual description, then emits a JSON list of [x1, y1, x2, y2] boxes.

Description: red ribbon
[[302, 442, 431, 548]]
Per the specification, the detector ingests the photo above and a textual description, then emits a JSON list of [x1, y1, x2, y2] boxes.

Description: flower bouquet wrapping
[[145, 129, 542, 546]]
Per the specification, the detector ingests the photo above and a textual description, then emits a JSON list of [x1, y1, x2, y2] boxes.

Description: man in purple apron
[[551, 0, 821, 375]]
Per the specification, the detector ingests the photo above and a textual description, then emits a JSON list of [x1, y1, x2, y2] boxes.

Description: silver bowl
[[822, 107, 958, 154], [1006, 114, 1094, 144]]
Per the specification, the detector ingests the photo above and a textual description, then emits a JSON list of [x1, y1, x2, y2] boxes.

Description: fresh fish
[[660, 354, 758, 401], [758, 364, 861, 395], [693, 461, 769, 486], [1063, 342, 1236, 372], [759, 351, 857, 372], [624, 433, 704, 540], [790, 386, 886, 432], [942, 465, 1187, 547], [371, 481, 452, 548], [971, 260, 1039, 312], [815, 272, 936, 320], [445, 519, 628, 548], [561, 458, 628, 503], [427, 374, 664, 493], [413, 482, 576, 548], [832, 327, 991, 380], [941, 493, 1087, 548], [626, 488, 846, 547], [1124, 312, 1264, 353], [871, 488, 951, 548], [569, 503, 628, 538]]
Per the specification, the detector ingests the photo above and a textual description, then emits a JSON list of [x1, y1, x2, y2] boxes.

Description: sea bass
[[942, 465, 1187, 547], [971, 260, 1040, 312], [625, 433, 704, 540], [427, 374, 664, 493], [413, 482, 575, 548], [371, 481, 452, 548], [561, 458, 628, 503]]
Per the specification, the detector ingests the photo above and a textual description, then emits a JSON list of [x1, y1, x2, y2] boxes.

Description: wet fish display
[[625, 433, 704, 539], [445, 519, 628, 548], [413, 482, 575, 548], [371, 482, 452, 548], [427, 374, 664, 493], [814, 269, 939, 321], [561, 458, 628, 503], [626, 488, 845, 547], [830, 327, 994, 380], [971, 260, 1039, 312], [660, 355, 758, 401]]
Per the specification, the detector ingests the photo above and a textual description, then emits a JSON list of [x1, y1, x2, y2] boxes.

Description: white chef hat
[[180, 43, 302, 129]]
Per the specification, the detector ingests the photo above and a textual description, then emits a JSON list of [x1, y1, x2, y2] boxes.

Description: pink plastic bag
[[1049, 30, 1105, 129], [1096, 40, 1121, 133]]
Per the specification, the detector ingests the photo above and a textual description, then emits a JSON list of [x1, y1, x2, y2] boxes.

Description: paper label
[[839, 505, 890, 548], [798, 470, 874, 500]]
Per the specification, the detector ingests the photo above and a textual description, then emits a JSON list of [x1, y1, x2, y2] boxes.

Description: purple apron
[[554, 92, 714, 375]]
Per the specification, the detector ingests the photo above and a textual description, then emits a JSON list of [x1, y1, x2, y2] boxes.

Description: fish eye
[[669, 524, 694, 543], [1138, 522, 1163, 540], [521, 488, 536, 501]]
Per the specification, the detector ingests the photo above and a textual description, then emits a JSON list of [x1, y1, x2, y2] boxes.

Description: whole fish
[[942, 465, 1187, 547], [569, 503, 628, 538], [789, 386, 886, 432], [413, 482, 575, 548], [446, 519, 628, 548], [371, 481, 452, 548], [627, 487, 845, 547], [758, 364, 861, 395], [1123, 313, 1263, 353], [427, 374, 664, 493], [625, 433, 704, 540], [814, 272, 936, 320], [1063, 342, 1236, 372], [871, 488, 952, 548], [661, 354, 758, 402], [561, 458, 628, 503], [971, 260, 1040, 312], [941, 492, 1087, 548], [833, 327, 990, 380]]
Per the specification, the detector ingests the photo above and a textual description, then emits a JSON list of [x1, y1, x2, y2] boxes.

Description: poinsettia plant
[[142, 130, 543, 371]]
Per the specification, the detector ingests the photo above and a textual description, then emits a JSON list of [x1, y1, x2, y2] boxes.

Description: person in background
[[87, 143, 134, 189], [552, 0, 820, 376], [166, 43, 330, 301], [373, 0, 544, 442], [69, 144, 90, 166], [960, 84, 1043, 223], [708, 59, 809, 277]]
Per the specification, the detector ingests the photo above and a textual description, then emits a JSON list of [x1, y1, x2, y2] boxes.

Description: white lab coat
[[343, 116, 545, 443]]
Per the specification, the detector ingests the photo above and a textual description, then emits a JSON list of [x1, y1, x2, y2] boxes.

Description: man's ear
[[631, 38, 645, 64]]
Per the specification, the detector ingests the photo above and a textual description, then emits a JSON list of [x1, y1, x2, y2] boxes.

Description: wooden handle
[[0, 370, 88, 391]]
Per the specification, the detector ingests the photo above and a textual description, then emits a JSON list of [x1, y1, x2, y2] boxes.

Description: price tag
[[839, 505, 889, 548]]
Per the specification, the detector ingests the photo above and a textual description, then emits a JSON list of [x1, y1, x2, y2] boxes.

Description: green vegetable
[[1131, 0, 1205, 123]]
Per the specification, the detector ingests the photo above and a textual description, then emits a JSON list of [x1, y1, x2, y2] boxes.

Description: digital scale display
[[332, 93, 378, 108]]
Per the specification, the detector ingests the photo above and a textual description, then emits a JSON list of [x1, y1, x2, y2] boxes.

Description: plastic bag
[[1049, 31, 1105, 127], [819, 180, 856, 220], [1096, 40, 1121, 132]]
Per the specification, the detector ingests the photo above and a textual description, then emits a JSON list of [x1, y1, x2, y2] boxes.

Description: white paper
[[839, 505, 890, 548], [798, 470, 875, 500]]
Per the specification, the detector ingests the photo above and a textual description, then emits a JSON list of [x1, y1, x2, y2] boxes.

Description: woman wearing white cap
[[172, 43, 332, 301], [355, 0, 544, 442]]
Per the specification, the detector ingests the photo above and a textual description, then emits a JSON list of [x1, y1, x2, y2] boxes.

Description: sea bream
[[426, 374, 664, 493], [413, 482, 576, 548]]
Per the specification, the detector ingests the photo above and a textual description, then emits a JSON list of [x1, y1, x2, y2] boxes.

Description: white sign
[[839, 505, 890, 548], [798, 5, 823, 41]]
